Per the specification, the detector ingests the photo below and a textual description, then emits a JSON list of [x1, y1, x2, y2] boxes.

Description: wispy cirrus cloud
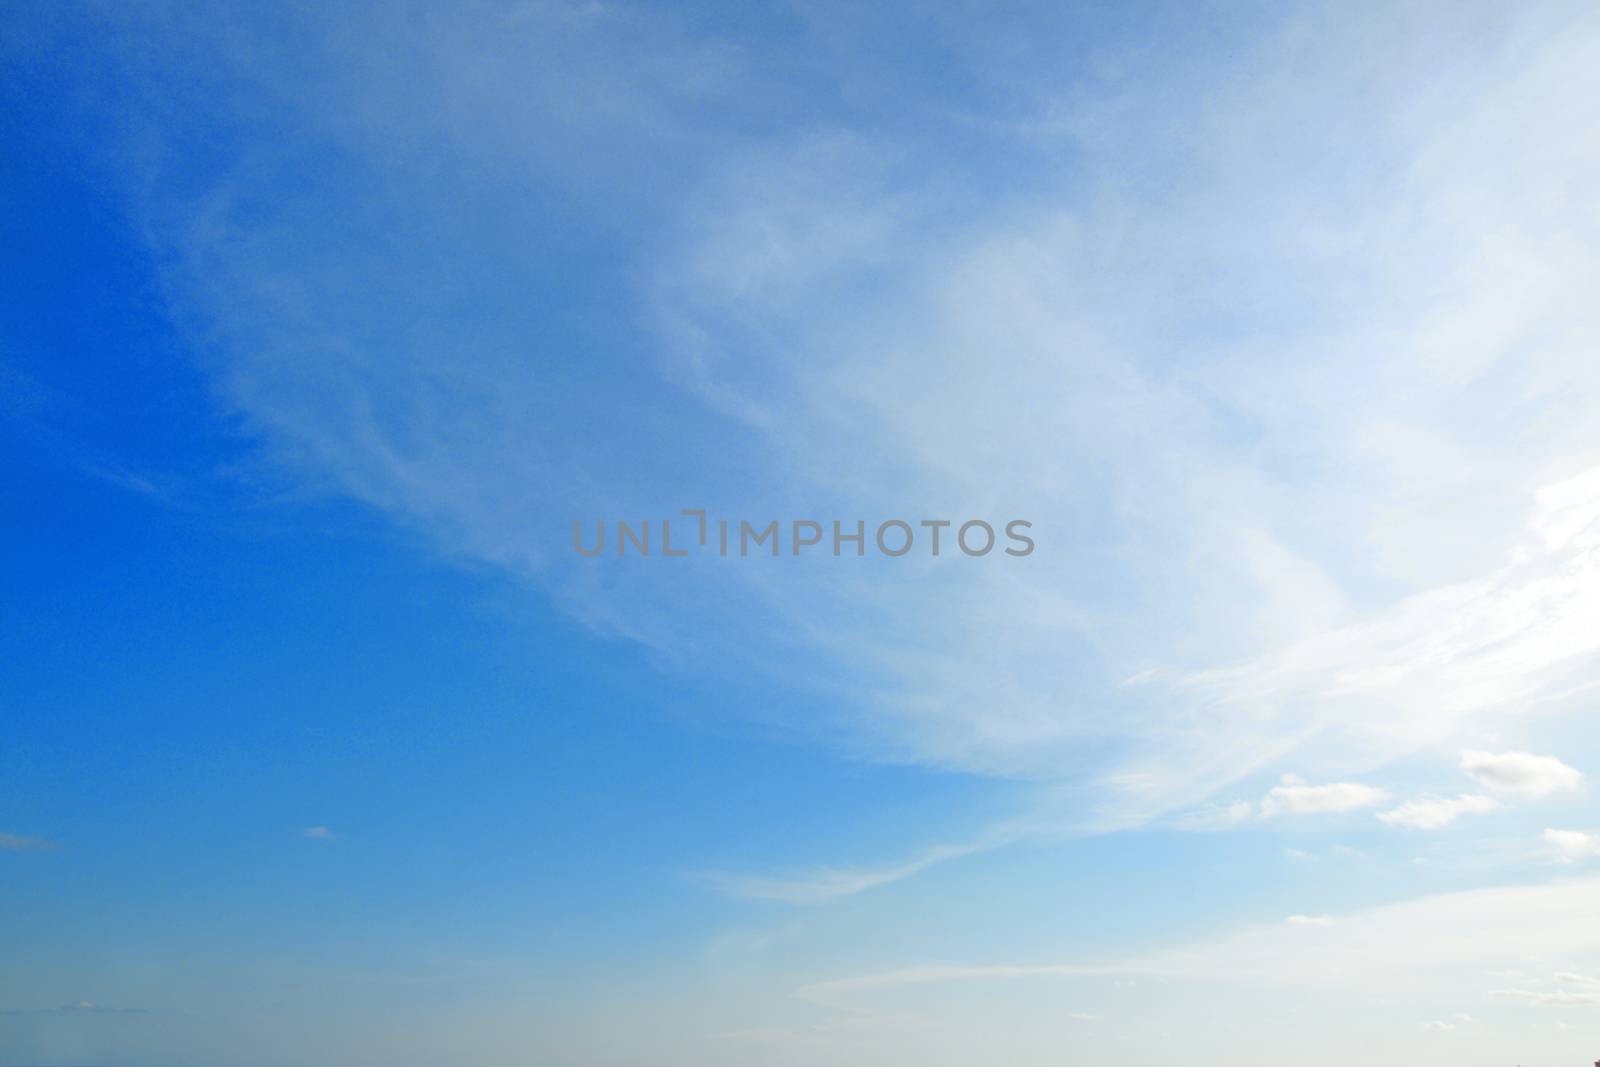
[[56, 0, 1600, 835], [700, 841, 985, 905], [697, 815, 1048, 903]]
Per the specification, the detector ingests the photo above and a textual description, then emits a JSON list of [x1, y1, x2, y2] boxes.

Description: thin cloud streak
[[697, 816, 1051, 904], [0, 831, 60, 852]]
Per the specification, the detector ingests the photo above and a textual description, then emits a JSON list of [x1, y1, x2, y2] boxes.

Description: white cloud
[[1285, 915, 1334, 927], [1543, 828, 1600, 862], [1259, 776, 1388, 817], [1461, 750, 1584, 798], [304, 826, 337, 841], [1377, 794, 1498, 829]]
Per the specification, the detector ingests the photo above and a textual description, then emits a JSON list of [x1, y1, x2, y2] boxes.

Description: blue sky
[[5, 2, 1600, 1064]]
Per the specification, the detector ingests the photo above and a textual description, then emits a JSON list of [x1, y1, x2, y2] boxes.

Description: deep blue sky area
[[0, 95, 1002, 997]]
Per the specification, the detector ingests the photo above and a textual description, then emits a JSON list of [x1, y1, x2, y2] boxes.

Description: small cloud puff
[[1461, 751, 1583, 798], [304, 826, 338, 841], [1377, 794, 1498, 830], [1259, 775, 1388, 817], [1180, 777, 1386, 827], [1542, 828, 1599, 863]]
